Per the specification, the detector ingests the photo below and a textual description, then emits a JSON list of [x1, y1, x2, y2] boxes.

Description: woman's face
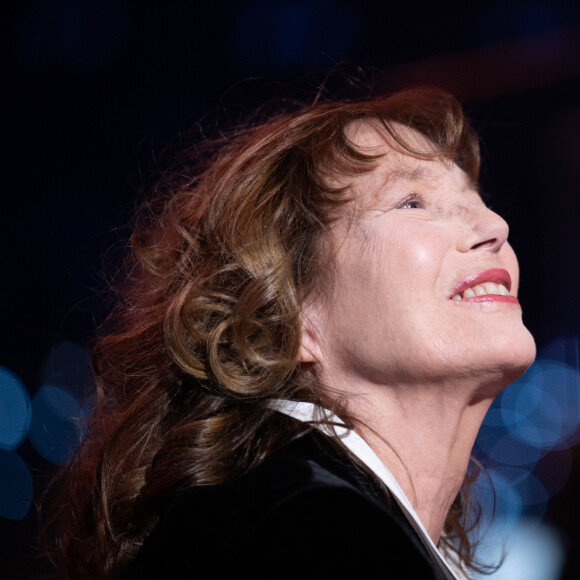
[[302, 122, 536, 393]]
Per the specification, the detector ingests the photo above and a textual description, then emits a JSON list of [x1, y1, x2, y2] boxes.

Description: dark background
[[2, 1, 580, 577]]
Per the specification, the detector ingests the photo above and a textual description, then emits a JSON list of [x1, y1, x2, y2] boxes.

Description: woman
[[45, 88, 536, 579]]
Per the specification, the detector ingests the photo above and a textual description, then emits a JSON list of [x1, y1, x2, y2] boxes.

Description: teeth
[[451, 282, 510, 300], [483, 282, 499, 294]]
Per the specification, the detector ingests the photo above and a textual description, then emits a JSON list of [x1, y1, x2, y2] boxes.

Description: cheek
[[333, 222, 447, 330], [331, 215, 452, 308], [376, 222, 448, 295], [342, 228, 406, 302]]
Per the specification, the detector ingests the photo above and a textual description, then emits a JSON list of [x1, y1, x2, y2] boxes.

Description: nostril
[[470, 238, 498, 250]]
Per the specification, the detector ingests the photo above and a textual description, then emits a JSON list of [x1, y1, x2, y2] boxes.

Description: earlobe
[[299, 341, 318, 363], [299, 315, 322, 363]]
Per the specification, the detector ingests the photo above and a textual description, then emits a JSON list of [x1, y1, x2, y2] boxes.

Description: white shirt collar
[[269, 399, 471, 580]]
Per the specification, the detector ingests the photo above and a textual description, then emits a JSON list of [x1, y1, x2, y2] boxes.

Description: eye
[[399, 194, 424, 209]]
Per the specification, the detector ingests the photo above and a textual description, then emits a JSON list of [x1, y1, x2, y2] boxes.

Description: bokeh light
[[476, 356, 580, 469], [472, 518, 565, 580], [28, 340, 96, 465], [472, 334, 580, 572], [0, 450, 33, 520], [0, 367, 31, 451], [471, 469, 525, 537], [29, 385, 88, 466]]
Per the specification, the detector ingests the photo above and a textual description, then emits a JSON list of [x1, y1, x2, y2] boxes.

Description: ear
[[299, 310, 323, 363]]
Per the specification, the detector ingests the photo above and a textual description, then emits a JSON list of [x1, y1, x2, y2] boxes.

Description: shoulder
[[130, 434, 438, 579]]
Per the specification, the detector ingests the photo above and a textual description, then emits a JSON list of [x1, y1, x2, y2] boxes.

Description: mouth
[[450, 268, 519, 304]]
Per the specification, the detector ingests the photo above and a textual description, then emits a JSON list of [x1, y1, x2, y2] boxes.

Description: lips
[[450, 268, 519, 304]]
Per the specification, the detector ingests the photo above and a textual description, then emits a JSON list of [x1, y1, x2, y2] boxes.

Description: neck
[[324, 376, 495, 543]]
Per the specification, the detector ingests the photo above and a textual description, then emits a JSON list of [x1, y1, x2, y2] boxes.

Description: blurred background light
[[28, 384, 88, 466], [27, 341, 95, 465], [472, 342, 580, 575], [470, 469, 558, 577], [0, 367, 31, 451], [476, 357, 580, 465], [472, 517, 565, 580], [508, 385, 562, 449], [0, 450, 33, 521], [516, 470, 549, 508], [483, 431, 543, 467], [472, 469, 525, 537], [529, 361, 580, 448]]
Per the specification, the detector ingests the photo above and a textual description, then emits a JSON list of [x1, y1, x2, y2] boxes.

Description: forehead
[[344, 120, 473, 199], [346, 118, 434, 151]]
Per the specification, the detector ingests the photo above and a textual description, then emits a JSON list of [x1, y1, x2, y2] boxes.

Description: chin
[[448, 327, 537, 400], [510, 324, 536, 365], [487, 328, 537, 391]]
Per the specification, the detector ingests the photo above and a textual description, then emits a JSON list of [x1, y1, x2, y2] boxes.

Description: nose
[[457, 205, 510, 253]]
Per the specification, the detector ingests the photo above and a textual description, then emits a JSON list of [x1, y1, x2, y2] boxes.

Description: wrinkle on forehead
[[344, 119, 478, 192]]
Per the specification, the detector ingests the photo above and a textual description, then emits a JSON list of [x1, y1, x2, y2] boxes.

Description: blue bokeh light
[[472, 341, 580, 569], [490, 466, 549, 512], [517, 471, 549, 509], [472, 469, 524, 536], [0, 450, 33, 520], [532, 361, 580, 448], [472, 518, 565, 580], [489, 432, 544, 467], [476, 357, 580, 467], [29, 385, 88, 465], [0, 367, 31, 450], [28, 341, 96, 465], [511, 385, 562, 449]]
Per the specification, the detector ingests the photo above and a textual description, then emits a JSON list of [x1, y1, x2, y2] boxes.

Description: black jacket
[[129, 433, 441, 579]]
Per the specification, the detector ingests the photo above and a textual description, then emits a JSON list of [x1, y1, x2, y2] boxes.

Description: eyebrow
[[385, 165, 479, 193], [386, 167, 439, 184]]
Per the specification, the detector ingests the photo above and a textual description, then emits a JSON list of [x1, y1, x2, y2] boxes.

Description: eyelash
[[399, 194, 425, 209]]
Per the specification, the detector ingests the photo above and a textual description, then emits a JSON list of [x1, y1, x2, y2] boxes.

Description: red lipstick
[[460, 295, 519, 303], [451, 268, 519, 304]]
